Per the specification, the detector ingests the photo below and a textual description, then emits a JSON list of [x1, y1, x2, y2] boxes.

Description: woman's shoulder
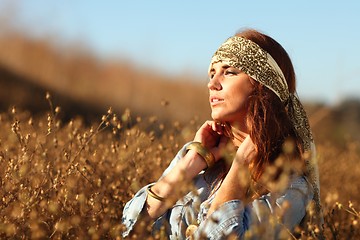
[[289, 175, 313, 192]]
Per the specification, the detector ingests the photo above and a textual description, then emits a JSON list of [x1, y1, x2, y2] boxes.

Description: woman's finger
[[194, 120, 220, 144], [236, 135, 257, 164]]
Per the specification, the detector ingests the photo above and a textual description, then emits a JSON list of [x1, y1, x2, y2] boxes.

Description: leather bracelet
[[185, 142, 215, 168]]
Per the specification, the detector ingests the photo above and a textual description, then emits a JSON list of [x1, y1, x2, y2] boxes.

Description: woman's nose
[[208, 75, 222, 90]]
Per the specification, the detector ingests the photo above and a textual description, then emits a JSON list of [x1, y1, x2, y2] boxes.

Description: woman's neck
[[225, 121, 249, 147]]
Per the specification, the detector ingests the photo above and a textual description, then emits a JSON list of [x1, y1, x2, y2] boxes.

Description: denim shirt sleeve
[[193, 176, 313, 239], [121, 142, 192, 238], [252, 176, 314, 230]]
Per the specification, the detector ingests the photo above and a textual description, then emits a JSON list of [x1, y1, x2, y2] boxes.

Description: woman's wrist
[[179, 149, 208, 178], [185, 142, 215, 169], [148, 150, 206, 206], [151, 150, 207, 195]]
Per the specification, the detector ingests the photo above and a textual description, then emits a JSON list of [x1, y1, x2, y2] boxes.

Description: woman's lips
[[210, 96, 224, 106]]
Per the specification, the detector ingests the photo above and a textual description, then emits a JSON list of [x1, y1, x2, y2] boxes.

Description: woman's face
[[208, 61, 254, 124]]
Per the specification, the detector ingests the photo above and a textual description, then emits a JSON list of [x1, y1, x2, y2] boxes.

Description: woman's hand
[[145, 122, 229, 219], [206, 135, 257, 216], [193, 121, 229, 161], [234, 134, 257, 165]]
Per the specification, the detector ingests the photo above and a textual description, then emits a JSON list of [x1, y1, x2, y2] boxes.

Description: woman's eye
[[225, 70, 236, 76]]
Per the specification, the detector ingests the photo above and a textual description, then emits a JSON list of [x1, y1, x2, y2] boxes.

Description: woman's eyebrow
[[209, 64, 231, 74]]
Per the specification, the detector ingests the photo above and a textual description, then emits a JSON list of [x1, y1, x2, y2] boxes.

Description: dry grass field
[[0, 30, 359, 239]]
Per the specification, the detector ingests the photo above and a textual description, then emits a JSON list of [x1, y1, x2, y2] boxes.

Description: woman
[[122, 29, 322, 239]]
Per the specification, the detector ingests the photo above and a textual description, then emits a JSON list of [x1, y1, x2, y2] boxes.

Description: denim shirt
[[122, 143, 314, 239]]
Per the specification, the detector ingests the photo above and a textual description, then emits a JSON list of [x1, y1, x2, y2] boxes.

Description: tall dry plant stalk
[[0, 93, 359, 239]]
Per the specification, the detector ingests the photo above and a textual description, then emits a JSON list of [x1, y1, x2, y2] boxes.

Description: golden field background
[[0, 29, 360, 239]]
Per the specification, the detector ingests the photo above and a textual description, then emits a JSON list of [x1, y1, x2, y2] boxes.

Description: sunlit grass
[[0, 94, 198, 239], [0, 95, 359, 239]]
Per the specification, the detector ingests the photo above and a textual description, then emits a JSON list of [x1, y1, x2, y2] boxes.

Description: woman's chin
[[211, 113, 226, 122]]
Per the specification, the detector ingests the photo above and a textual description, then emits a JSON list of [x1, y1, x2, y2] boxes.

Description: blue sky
[[2, 0, 360, 104]]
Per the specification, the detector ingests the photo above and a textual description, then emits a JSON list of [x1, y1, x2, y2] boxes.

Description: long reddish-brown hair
[[236, 29, 304, 181]]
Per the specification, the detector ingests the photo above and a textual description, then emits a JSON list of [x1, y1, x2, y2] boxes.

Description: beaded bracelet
[[185, 142, 215, 168], [146, 185, 165, 201]]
